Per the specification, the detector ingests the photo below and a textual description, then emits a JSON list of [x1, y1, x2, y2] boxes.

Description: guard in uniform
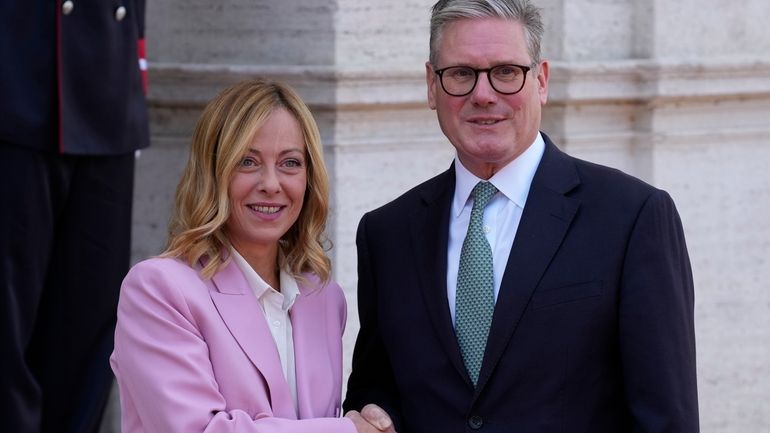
[[0, 1, 149, 432]]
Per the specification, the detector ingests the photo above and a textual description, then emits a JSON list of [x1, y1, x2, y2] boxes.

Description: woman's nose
[[257, 167, 281, 193]]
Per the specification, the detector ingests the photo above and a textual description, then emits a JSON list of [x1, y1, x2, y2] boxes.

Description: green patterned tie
[[455, 181, 498, 387]]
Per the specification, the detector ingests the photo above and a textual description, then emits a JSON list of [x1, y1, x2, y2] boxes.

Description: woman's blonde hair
[[162, 78, 331, 282]]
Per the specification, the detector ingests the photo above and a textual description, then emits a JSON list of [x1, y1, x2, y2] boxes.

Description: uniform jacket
[[345, 134, 699, 433], [111, 257, 356, 433], [0, 0, 149, 154]]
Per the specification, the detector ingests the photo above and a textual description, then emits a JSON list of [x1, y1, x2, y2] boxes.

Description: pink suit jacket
[[110, 257, 357, 433]]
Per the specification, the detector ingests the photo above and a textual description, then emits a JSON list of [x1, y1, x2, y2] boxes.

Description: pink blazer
[[110, 257, 356, 433]]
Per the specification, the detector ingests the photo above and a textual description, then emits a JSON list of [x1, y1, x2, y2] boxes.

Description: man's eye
[[493, 66, 520, 80], [449, 68, 474, 80]]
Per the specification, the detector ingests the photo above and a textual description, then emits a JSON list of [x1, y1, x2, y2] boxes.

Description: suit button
[[62, 0, 74, 15], [468, 415, 483, 430], [115, 6, 127, 21]]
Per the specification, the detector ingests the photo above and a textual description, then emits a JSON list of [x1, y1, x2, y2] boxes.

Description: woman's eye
[[239, 157, 258, 167], [282, 158, 303, 168]]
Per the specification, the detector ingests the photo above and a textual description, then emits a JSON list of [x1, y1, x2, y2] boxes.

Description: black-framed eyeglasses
[[433, 63, 533, 97]]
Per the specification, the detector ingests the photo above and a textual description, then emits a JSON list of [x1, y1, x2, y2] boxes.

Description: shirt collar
[[452, 132, 545, 217], [230, 247, 300, 310]]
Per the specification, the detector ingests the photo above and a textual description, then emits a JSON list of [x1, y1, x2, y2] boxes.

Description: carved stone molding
[[148, 57, 770, 109]]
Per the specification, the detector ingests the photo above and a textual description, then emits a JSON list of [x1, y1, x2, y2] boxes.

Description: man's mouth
[[468, 116, 504, 126], [473, 119, 500, 125]]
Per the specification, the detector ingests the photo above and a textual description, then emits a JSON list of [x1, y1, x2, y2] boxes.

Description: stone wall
[[105, 1, 770, 431]]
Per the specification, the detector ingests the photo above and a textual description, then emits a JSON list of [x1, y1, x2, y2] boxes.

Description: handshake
[[345, 404, 397, 433]]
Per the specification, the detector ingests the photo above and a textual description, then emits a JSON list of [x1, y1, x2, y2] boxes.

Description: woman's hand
[[345, 404, 396, 433]]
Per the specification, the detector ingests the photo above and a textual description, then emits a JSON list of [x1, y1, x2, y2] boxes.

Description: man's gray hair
[[429, 0, 544, 67]]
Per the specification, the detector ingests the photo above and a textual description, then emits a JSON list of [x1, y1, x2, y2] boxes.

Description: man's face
[[426, 17, 549, 179]]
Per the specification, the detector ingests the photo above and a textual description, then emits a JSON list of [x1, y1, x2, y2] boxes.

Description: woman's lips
[[246, 203, 285, 220]]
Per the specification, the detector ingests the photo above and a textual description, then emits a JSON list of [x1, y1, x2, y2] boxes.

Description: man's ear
[[426, 61, 437, 110], [536, 59, 550, 105]]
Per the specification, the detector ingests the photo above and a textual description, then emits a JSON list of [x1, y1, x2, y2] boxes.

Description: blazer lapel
[[409, 167, 470, 382], [207, 259, 296, 418], [475, 137, 581, 395]]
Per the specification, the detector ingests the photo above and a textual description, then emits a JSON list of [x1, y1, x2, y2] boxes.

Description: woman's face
[[225, 107, 307, 258]]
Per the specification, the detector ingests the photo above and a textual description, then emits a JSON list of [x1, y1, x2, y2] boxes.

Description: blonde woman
[[110, 79, 391, 433]]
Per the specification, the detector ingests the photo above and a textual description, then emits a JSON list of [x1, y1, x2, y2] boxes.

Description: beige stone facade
[[106, 1, 770, 431]]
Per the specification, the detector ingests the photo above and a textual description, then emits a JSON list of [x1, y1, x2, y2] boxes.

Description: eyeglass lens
[[439, 65, 528, 96]]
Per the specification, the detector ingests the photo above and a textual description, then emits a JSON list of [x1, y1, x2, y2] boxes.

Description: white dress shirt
[[447, 133, 545, 323], [230, 248, 300, 414]]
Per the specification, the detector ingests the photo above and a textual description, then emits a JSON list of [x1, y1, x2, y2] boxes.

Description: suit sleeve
[[111, 261, 356, 433], [344, 214, 403, 429], [619, 190, 699, 433]]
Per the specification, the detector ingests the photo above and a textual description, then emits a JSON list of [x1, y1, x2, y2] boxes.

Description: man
[[0, 1, 149, 432], [344, 1, 699, 432]]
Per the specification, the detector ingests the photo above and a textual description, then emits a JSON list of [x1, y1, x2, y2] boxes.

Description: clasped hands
[[345, 404, 396, 433]]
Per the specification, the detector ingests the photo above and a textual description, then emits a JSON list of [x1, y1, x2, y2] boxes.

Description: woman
[[110, 79, 385, 432]]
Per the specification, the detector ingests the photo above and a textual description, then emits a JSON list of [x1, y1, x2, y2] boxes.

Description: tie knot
[[471, 181, 498, 210]]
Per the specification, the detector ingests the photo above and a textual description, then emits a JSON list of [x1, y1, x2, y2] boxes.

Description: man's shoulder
[[546, 141, 659, 201], [537, 137, 667, 214], [575, 157, 654, 191]]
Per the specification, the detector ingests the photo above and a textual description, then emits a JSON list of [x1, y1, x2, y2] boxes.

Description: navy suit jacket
[[0, 0, 149, 155], [345, 134, 698, 433]]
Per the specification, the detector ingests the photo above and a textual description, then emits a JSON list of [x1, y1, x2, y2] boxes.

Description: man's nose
[[469, 72, 498, 106]]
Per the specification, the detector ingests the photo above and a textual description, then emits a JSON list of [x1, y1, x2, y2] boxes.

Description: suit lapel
[[475, 138, 581, 395], [207, 259, 296, 418], [409, 167, 470, 382]]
